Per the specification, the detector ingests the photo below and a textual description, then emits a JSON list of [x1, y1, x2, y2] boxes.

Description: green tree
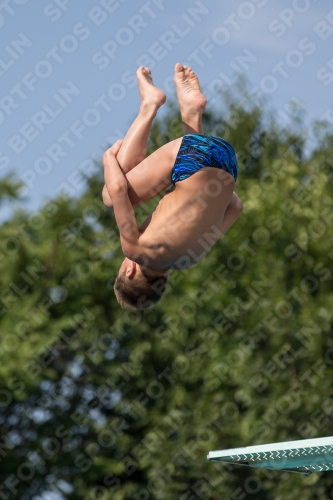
[[0, 86, 333, 500]]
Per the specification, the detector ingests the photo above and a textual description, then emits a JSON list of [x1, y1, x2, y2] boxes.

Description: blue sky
[[1, 0, 333, 216]]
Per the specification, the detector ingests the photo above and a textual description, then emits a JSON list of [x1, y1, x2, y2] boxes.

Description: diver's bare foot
[[137, 66, 166, 112], [174, 63, 207, 120]]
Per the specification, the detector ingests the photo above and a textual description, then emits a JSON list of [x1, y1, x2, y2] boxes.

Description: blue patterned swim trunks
[[171, 134, 238, 184]]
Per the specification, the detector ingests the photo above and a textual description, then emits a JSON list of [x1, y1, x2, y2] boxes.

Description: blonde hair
[[114, 270, 168, 310]]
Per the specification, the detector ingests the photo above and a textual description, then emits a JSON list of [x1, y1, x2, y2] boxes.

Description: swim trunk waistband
[[171, 134, 238, 184]]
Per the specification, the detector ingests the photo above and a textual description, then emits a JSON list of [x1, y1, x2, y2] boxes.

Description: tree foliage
[[1, 85, 333, 500]]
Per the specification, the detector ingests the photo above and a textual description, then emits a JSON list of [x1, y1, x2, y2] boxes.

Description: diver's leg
[[124, 138, 181, 207], [102, 67, 166, 208], [124, 64, 210, 207], [174, 63, 207, 135], [116, 66, 166, 173]]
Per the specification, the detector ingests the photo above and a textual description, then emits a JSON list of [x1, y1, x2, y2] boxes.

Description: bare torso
[[139, 167, 235, 270]]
